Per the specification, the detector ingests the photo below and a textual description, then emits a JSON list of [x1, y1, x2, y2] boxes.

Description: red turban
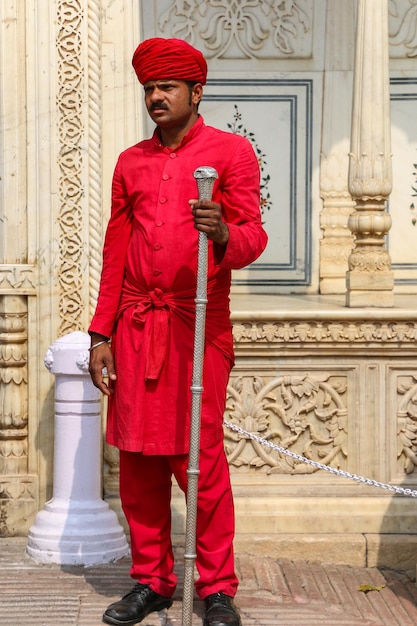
[[132, 38, 208, 85]]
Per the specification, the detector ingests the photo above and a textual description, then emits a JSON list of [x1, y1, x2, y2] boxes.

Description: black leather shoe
[[203, 592, 242, 626], [102, 583, 173, 625]]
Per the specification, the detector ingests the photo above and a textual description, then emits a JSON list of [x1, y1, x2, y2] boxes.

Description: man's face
[[144, 79, 201, 129]]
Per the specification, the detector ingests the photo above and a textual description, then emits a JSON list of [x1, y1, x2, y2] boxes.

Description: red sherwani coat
[[89, 116, 267, 454]]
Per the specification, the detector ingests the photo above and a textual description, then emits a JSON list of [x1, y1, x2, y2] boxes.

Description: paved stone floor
[[2, 538, 417, 625]]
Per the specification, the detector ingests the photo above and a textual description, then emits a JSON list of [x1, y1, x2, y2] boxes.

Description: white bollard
[[27, 331, 129, 565]]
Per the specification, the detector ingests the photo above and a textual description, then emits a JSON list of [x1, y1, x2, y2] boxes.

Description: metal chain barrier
[[224, 420, 417, 498]]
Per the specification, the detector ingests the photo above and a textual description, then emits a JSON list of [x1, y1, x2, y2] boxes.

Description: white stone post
[[27, 331, 129, 565], [346, 0, 394, 306]]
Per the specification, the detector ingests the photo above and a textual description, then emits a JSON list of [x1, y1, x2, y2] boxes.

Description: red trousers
[[119, 440, 238, 599]]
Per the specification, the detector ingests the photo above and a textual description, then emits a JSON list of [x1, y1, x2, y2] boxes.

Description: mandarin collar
[[152, 115, 205, 151]]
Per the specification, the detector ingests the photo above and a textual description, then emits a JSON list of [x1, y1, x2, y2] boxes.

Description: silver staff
[[182, 166, 218, 626]]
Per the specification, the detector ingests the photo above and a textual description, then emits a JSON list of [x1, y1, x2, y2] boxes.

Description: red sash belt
[[118, 278, 233, 381]]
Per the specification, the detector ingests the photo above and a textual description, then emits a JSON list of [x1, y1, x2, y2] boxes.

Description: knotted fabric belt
[[118, 285, 195, 381], [131, 288, 171, 380], [117, 279, 234, 382]]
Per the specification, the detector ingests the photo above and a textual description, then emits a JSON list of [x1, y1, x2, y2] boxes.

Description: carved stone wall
[[195, 300, 417, 570]]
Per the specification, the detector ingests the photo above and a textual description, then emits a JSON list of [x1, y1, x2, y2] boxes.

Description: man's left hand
[[189, 199, 229, 246]]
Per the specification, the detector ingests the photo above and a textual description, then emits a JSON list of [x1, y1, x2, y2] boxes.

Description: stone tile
[[1, 538, 416, 626]]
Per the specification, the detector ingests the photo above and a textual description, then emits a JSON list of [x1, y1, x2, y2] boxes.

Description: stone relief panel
[[232, 319, 417, 345], [397, 373, 417, 475], [143, 0, 313, 60], [56, 0, 86, 335], [224, 372, 348, 474], [389, 0, 417, 57]]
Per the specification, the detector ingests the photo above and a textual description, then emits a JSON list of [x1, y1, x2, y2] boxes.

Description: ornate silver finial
[[193, 166, 218, 200]]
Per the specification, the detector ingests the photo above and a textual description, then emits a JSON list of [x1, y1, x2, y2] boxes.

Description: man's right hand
[[88, 334, 117, 396]]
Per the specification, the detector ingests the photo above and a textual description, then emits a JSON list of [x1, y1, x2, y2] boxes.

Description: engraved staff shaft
[[182, 166, 218, 626]]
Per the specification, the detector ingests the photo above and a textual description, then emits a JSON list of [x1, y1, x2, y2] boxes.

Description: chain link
[[223, 420, 417, 498]]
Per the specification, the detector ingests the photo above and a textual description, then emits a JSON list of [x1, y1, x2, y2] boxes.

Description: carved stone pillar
[[0, 296, 27, 475], [320, 155, 356, 294], [0, 295, 36, 535], [319, 0, 356, 295], [346, 0, 394, 307]]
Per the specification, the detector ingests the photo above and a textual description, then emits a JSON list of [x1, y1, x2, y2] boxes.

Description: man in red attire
[[89, 37, 267, 626]]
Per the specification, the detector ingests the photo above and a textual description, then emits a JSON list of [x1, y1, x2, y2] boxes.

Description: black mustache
[[150, 102, 168, 111]]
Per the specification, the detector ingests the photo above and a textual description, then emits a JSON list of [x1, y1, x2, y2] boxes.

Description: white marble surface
[[230, 292, 417, 317]]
